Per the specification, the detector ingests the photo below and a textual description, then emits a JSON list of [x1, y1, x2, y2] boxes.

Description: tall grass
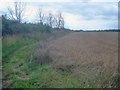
[[3, 31, 118, 88]]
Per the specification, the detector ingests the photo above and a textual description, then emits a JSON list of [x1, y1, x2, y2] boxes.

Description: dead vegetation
[[31, 52, 53, 66], [48, 32, 118, 87], [49, 32, 118, 71], [53, 64, 76, 73]]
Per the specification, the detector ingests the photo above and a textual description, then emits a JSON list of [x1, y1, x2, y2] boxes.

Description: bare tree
[[60, 16, 64, 28], [38, 8, 44, 24], [52, 16, 58, 28], [8, 2, 26, 23], [47, 11, 54, 28], [56, 11, 64, 29]]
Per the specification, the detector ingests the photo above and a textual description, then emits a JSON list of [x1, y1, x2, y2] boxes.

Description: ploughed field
[[3, 31, 119, 88]]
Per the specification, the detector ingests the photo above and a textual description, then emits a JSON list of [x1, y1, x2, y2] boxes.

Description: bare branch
[[47, 11, 54, 28], [7, 1, 27, 23], [7, 7, 15, 20], [56, 11, 64, 29], [38, 8, 44, 24]]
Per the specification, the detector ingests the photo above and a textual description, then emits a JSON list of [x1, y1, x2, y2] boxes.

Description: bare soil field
[[48, 32, 118, 87]]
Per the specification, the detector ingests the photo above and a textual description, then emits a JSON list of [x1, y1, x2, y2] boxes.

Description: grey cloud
[[57, 2, 117, 20]]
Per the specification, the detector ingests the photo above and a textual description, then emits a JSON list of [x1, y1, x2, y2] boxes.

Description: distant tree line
[[82, 29, 119, 32], [1, 2, 65, 36], [73, 29, 119, 32]]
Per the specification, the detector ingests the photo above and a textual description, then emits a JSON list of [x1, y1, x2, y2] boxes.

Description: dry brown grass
[[49, 32, 118, 76]]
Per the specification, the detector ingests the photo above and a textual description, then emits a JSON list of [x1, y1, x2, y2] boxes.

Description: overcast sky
[[0, 0, 118, 30]]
